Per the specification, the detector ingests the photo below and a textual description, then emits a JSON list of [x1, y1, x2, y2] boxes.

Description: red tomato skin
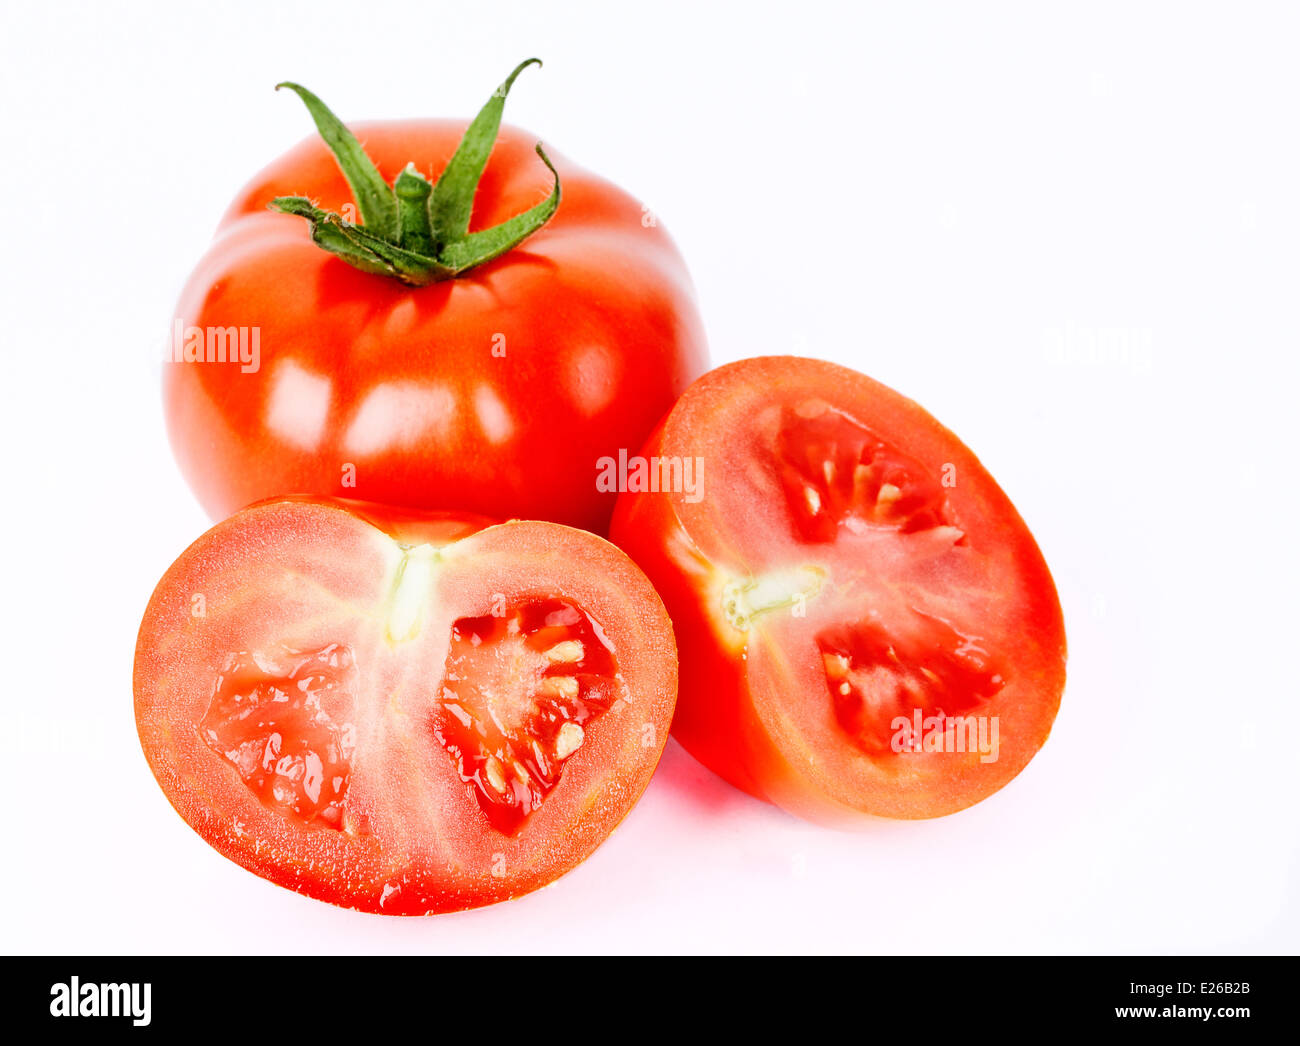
[[164, 121, 707, 533], [609, 358, 1067, 824]]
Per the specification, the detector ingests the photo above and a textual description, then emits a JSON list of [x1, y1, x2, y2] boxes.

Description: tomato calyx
[[270, 58, 561, 286]]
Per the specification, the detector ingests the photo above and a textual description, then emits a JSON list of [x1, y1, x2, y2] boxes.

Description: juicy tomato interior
[[777, 406, 959, 542], [611, 357, 1066, 822], [135, 499, 676, 913], [769, 400, 1006, 757], [817, 612, 1006, 758], [201, 642, 360, 831], [437, 599, 624, 834]]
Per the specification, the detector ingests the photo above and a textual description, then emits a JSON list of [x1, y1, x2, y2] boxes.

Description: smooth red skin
[[134, 498, 679, 914], [610, 357, 1067, 824], [164, 121, 708, 533]]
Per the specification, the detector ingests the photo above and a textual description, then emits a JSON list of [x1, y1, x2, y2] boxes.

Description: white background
[[2, 0, 1296, 954]]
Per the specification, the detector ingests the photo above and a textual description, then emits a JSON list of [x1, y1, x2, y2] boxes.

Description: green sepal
[[438, 145, 560, 271], [274, 82, 398, 241], [271, 60, 560, 285], [430, 58, 541, 251]]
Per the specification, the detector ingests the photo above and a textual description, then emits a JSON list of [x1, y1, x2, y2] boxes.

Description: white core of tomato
[[721, 565, 826, 632], [385, 544, 439, 643]]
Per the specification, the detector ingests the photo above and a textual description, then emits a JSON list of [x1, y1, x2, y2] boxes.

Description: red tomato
[[163, 65, 707, 533], [134, 498, 677, 914], [610, 357, 1066, 823]]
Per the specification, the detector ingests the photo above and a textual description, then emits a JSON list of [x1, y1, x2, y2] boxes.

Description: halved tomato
[[610, 357, 1066, 823], [134, 498, 676, 913]]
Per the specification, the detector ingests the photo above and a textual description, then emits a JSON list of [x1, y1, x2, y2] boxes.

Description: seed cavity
[[775, 403, 960, 543], [817, 612, 1006, 756], [434, 598, 625, 834], [200, 642, 358, 830]]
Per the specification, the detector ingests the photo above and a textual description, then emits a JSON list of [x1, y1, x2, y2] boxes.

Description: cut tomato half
[[610, 357, 1066, 823], [134, 498, 676, 913]]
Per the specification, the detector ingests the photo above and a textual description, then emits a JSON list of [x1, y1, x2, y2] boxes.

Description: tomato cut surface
[[134, 498, 676, 913], [610, 357, 1066, 823]]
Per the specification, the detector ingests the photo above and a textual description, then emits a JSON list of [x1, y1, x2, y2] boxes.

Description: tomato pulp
[[610, 357, 1066, 823], [134, 498, 677, 913]]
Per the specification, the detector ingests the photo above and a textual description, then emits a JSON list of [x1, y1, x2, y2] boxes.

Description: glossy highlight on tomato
[[134, 498, 677, 914], [610, 357, 1066, 823]]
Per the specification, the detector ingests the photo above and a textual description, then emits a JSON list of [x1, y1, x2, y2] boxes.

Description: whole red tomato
[[164, 60, 707, 532]]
